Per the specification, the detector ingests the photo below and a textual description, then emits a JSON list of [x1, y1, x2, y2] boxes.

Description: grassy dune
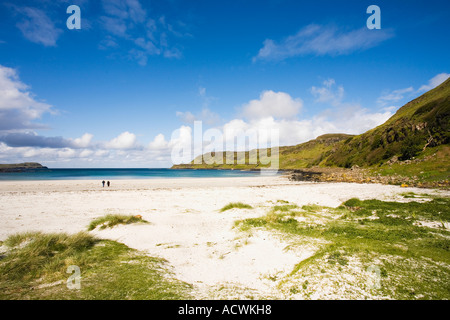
[[234, 196, 450, 299], [0, 232, 191, 300]]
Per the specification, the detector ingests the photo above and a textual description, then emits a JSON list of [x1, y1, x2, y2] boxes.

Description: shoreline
[[0, 175, 288, 193], [0, 167, 277, 183]]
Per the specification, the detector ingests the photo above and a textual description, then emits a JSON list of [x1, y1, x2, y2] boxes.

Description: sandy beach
[[1, 176, 448, 299]]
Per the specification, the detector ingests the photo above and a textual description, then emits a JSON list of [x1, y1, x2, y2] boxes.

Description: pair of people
[[102, 180, 110, 187]]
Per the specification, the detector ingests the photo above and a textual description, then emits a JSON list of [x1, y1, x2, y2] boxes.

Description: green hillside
[[326, 77, 450, 167], [277, 134, 354, 169], [172, 78, 450, 186], [171, 133, 353, 170]]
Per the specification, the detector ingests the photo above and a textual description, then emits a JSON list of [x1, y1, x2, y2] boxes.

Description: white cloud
[[377, 87, 414, 107], [176, 86, 220, 125], [58, 148, 77, 159], [418, 73, 450, 92], [99, 0, 189, 65], [0, 65, 54, 132], [95, 149, 109, 157], [241, 90, 303, 120], [105, 131, 137, 149], [204, 84, 393, 154], [0, 131, 95, 150], [198, 86, 206, 97], [102, 0, 147, 24], [79, 149, 94, 158], [176, 111, 196, 124], [148, 133, 169, 149], [375, 72, 450, 113], [254, 24, 394, 62], [199, 108, 221, 125], [220, 111, 392, 151], [310, 79, 345, 107], [170, 125, 194, 164], [98, 36, 119, 50], [175, 109, 220, 126], [134, 37, 161, 55], [72, 133, 93, 148], [316, 106, 393, 135], [233, 84, 392, 148], [308, 80, 394, 135], [100, 16, 129, 38], [15, 7, 63, 47]]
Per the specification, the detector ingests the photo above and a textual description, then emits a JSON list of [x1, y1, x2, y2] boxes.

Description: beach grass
[[234, 196, 450, 299], [0, 231, 192, 299], [220, 202, 253, 212], [87, 214, 148, 231]]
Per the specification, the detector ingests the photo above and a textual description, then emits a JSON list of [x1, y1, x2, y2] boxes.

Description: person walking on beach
[[107, 181, 110, 187], [102, 180, 105, 187]]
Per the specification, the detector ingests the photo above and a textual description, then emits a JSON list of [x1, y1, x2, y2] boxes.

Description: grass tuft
[[220, 202, 253, 212], [87, 214, 148, 231], [272, 204, 299, 212]]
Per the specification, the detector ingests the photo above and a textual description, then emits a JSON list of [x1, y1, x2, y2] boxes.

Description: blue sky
[[0, 0, 449, 167]]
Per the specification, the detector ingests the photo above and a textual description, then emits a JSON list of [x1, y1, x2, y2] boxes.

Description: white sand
[[0, 176, 447, 298]]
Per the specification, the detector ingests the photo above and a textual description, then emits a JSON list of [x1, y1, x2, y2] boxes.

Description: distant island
[[0, 162, 48, 172]]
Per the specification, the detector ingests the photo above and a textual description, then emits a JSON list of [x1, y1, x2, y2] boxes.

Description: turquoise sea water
[[0, 168, 267, 181]]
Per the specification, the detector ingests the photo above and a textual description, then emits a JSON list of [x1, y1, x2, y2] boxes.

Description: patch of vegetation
[[272, 204, 299, 212], [371, 145, 450, 186], [301, 204, 324, 213], [327, 251, 348, 266], [220, 202, 253, 212], [87, 214, 148, 231], [234, 197, 450, 299], [399, 135, 424, 161], [400, 192, 418, 198], [0, 232, 192, 300]]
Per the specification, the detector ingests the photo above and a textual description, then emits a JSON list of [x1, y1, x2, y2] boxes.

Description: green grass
[[271, 204, 299, 212], [220, 202, 253, 212], [0, 232, 192, 299], [371, 145, 450, 186], [234, 197, 450, 299], [87, 214, 148, 231], [400, 192, 419, 198]]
